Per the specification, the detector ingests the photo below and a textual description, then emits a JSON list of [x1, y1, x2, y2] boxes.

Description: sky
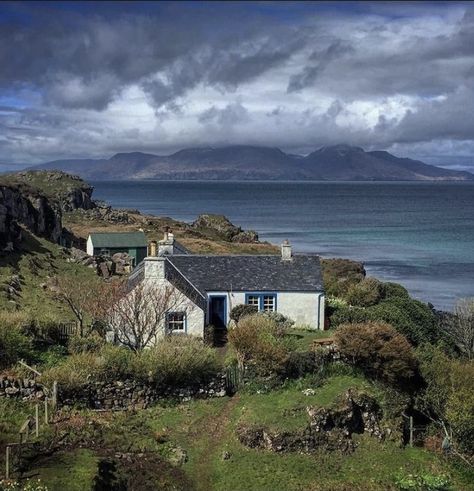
[[0, 1, 473, 170]]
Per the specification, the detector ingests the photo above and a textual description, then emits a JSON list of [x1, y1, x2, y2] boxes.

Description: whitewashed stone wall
[[208, 290, 325, 330]]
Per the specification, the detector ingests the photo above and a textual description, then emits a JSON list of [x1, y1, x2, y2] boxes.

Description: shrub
[[383, 282, 410, 300], [345, 277, 384, 307], [228, 314, 289, 375], [40, 351, 101, 390], [330, 304, 369, 328], [394, 472, 451, 491], [0, 312, 32, 368], [282, 349, 329, 379], [68, 332, 105, 354], [230, 304, 258, 322], [367, 297, 437, 346], [321, 258, 366, 297], [260, 311, 294, 329], [35, 345, 68, 369], [99, 344, 134, 379], [334, 322, 417, 385], [134, 336, 220, 387]]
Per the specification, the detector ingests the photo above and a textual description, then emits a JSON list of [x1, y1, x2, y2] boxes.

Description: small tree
[[54, 273, 104, 334], [441, 298, 474, 360], [104, 281, 191, 351]]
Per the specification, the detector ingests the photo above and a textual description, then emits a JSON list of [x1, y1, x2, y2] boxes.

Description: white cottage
[[125, 232, 325, 341]]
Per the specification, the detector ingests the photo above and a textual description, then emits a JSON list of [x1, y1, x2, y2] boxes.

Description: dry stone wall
[[0, 374, 228, 410]]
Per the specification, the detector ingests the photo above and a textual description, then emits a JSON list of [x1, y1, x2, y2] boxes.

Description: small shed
[[86, 231, 148, 266]]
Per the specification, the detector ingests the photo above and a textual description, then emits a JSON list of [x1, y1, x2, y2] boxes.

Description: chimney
[[148, 240, 158, 257], [281, 240, 292, 261], [158, 229, 175, 255]]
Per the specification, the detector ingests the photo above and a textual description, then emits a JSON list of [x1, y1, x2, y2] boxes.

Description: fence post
[[35, 403, 39, 437], [44, 397, 49, 424], [52, 381, 58, 412], [5, 445, 11, 480], [409, 416, 414, 447]]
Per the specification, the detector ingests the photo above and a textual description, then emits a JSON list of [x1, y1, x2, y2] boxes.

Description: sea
[[91, 180, 474, 311]]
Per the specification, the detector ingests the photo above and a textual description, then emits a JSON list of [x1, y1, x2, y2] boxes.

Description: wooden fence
[[4, 363, 57, 481]]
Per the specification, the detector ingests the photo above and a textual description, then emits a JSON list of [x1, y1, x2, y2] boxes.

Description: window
[[246, 295, 260, 307], [263, 295, 276, 312], [167, 312, 186, 332], [245, 293, 277, 312]]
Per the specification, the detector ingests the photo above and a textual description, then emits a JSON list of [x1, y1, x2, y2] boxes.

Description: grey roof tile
[[167, 254, 323, 294]]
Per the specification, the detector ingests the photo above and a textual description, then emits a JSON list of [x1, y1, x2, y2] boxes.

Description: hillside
[[28, 144, 474, 181]]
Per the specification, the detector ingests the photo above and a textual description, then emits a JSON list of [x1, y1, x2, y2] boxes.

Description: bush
[[330, 304, 369, 328], [260, 311, 294, 329], [418, 345, 474, 455], [383, 282, 410, 300], [394, 472, 451, 491], [134, 336, 221, 387], [367, 297, 437, 346], [99, 344, 134, 379], [345, 277, 384, 307], [321, 258, 366, 297], [228, 314, 289, 375], [334, 322, 417, 385], [229, 304, 258, 322], [68, 332, 105, 354], [0, 312, 32, 368], [40, 351, 101, 390]]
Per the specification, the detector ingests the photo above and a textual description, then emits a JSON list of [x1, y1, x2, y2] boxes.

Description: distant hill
[[28, 144, 474, 181]]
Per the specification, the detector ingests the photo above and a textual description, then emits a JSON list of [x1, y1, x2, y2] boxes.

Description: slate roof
[[89, 231, 147, 248], [167, 254, 323, 294]]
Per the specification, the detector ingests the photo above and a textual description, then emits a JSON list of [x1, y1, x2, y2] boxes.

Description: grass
[[286, 328, 335, 351], [0, 232, 96, 320], [238, 374, 371, 432], [1, 381, 472, 491], [24, 449, 98, 491]]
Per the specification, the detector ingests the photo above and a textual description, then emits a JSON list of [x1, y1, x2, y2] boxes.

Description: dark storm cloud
[[0, 1, 474, 168]]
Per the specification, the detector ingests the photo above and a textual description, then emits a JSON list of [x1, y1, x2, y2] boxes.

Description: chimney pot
[[148, 240, 158, 257], [281, 240, 292, 261]]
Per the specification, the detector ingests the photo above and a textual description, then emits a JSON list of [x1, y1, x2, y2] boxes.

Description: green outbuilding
[[86, 231, 148, 266]]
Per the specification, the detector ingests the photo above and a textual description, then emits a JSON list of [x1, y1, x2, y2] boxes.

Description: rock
[[169, 446, 188, 466], [192, 214, 259, 243], [0, 183, 62, 246], [69, 247, 89, 262], [231, 230, 259, 243]]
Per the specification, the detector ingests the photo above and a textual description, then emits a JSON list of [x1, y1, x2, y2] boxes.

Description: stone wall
[[0, 374, 228, 410], [0, 375, 46, 400]]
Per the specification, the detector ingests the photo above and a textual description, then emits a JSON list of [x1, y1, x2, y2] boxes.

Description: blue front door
[[209, 296, 227, 328]]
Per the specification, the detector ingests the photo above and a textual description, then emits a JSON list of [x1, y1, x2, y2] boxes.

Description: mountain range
[[29, 144, 474, 181]]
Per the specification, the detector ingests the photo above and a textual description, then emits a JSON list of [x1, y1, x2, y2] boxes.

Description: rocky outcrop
[[237, 389, 387, 454], [192, 214, 258, 243], [74, 201, 136, 224], [66, 248, 135, 277], [2, 170, 95, 212], [0, 183, 62, 246]]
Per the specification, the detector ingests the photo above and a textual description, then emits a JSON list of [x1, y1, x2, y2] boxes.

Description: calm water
[[92, 180, 474, 311]]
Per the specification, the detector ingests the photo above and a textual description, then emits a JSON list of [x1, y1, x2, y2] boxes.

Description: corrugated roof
[[167, 254, 323, 294], [89, 231, 147, 248]]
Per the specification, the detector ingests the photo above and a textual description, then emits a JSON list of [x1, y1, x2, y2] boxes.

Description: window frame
[[244, 293, 277, 312], [166, 311, 187, 334]]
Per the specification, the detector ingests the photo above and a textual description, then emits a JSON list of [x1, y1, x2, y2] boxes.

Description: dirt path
[[193, 394, 240, 491]]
